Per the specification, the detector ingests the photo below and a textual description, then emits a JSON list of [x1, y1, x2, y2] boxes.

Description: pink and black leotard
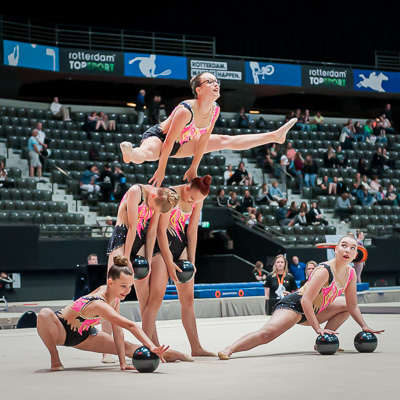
[[107, 184, 154, 256], [141, 101, 220, 156], [55, 294, 119, 347], [154, 201, 195, 261], [273, 263, 355, 324]]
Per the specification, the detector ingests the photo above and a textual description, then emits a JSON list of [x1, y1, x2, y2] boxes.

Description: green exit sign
[[201, 221, 210, 228]]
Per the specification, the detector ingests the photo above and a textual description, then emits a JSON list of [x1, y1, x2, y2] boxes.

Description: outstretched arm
[[87, 301, 169, 361]]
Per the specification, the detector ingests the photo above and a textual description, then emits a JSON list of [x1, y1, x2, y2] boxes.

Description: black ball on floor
[[315, 333, 339, 355], [131, 255, 149, 280], [132, 346, 160, 373], [354, 331, 378, 353], [176, 260, 195, 283]]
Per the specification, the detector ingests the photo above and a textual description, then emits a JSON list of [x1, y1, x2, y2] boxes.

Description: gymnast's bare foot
[[120, 141, 133, 163], [50, 361, 64, 371], [274, 118, 297, 144], [192, 347, 217, 357], [217, 349, 231, 360], [164, 350, 194, 362]]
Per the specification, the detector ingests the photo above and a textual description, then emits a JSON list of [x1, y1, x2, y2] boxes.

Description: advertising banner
[[301, 65, 353, 89], [189, 58, 243, 81], [124, 53, 187, 80], [3, 40, 59, 72], [245, 61, 301, 86], [59, 48, 123, 75], [353, 69, 400, 93]]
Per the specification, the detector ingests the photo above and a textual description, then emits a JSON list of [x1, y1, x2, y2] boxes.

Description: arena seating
[[1, 104, 399, 244]]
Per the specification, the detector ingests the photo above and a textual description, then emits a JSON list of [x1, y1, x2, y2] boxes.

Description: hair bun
[[167, 190, 180, 206], [113, 255, 129, 267], [203, 175, 212, 185]]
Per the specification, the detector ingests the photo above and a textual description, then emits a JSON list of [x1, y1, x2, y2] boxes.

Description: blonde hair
[[154, 188, 180, 213], [271, 254, 288, 277], [305, 260, 317, 278]]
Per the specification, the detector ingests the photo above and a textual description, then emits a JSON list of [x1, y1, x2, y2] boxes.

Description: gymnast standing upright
[[120, 72, 297, 187]]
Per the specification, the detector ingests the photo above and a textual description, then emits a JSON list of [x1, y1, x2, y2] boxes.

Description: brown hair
[[189, 175, 212, 196], [154, 187, 180, 213], [338, 232, 358, 246], [108, 255, 133, 280], [190, 73, 207, 99]]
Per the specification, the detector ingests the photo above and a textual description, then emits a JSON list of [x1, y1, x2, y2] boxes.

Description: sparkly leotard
[[55, 294, 119, 347], [107, 184, 154, 256], [141, 101, 220, 156], [273, 263, 355, 323], [154, 201, 196, 261]]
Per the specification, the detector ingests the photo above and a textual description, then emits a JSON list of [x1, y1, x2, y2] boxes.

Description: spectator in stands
[[382, 148, 394, 170], [303, 109, 318, 131], [285, 201, 299, 221], [135, 89, 146, 125], [386, 184, 398, 205], [339, 120, 355, 150], [323, 146, 336, 168], [370, 147, 385, 177], [0, 161, 14, 188], [227, 191, 240, 211], [279, 147, 290, 191], [228, 162, 253, 186], [319, 175, 336, 195], [80, 164, 101, 195], [380, 114, 395, 134], [308, 201, 328, 225], [148, 95, 164, 125], [356, 185, 376, 206], [28, 129, 42, 178], [353, 121, 365, 142], [247, 212, 257, 227], [264, 254, 297, 300], [375, 186, 394, 205], [357, 158, 369, 177], [50, 97, 71, 121], [288, 209, 309, 226], [87, 111, 107, 131], [285, 141, 296, 162], [303, 154, 318, 189], [289, 256, 307, 282], [98, 163, 115, 202], [334, 145, 347, 168], [236, 107, 253, 128], [223, 164, 234, 185], [334, 192, 354, 223], [299, 260, 317, 287], [87, 253, 98, 265], [333, 176, 348, 195], [256, 183, 273, 204], [293, 151, 305, 194], [113, 164, 128, 202], [351, 172, 362, 195], [293, 109, 309, 131], [312, 110, 324, 131], [216, 188, 229, 207], [255, 212, 264, 228], [269, 180, 286, 201], [253, 261, 268, 282], [371, 118, 388, 145], [240, 190, 257, 215], [277, 198, 291, 226], [99, 111, 116, 131], [360, 174, 373, 194], [363, 120, 374, 142], [369, 174, 381, 194], [259, 147, 275, 174]]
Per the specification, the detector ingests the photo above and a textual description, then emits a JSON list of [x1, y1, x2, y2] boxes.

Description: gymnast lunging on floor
[[138, 175, 216, 357], [218, 233, 384, 360], [37, 256, 169, 371], [103, 183, 193, 363], [120, 72, 297, 187]]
